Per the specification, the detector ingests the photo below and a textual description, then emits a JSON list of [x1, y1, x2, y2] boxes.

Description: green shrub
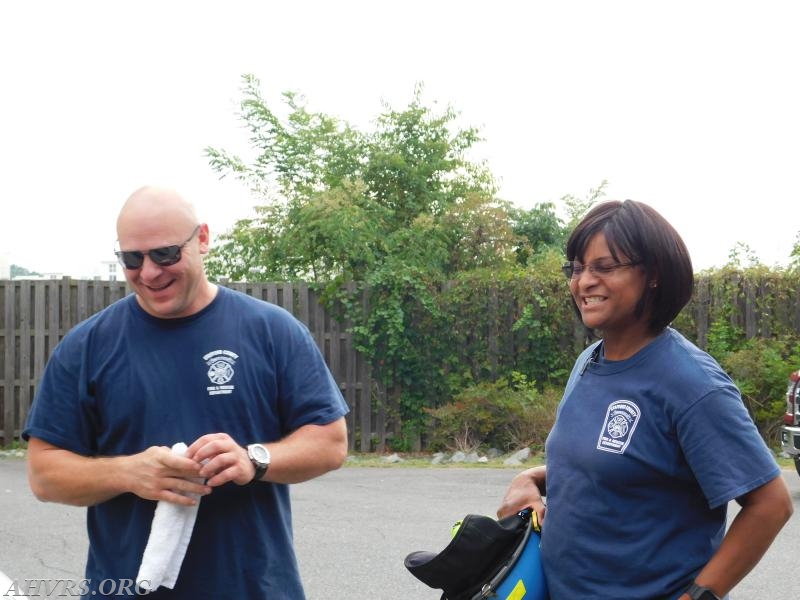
[[720, 337, 800, 445], [424, 373, 560, 453]]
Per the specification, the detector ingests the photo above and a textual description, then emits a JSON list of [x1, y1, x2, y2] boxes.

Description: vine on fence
[[330, 264, 800, 451]]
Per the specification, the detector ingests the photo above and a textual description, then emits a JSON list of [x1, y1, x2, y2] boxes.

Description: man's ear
[[198, 223, 211, 255]]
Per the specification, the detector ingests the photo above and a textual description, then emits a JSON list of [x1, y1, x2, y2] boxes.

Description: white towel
[[136, 442, 202, 592]]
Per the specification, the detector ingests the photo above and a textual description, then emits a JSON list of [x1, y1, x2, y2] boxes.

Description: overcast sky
[[2, 0, 799, 277]]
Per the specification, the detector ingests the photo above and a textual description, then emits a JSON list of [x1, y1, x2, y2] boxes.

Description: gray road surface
[[1, 457, 798, 599]]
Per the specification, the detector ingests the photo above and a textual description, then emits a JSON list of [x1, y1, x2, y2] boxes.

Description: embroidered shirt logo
[[203, 349, 238, 396], [597, 399, 641, 454]]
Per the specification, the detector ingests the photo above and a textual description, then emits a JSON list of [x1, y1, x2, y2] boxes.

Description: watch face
[[250, 444, 270, 464]]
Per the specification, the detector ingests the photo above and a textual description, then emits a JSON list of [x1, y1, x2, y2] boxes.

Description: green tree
[[509, 201, 565, 265], [509, 181, 607, 266], [789, 231, 800, 270], [726, 241, 760, 268], [10, 265, 41, 278], [205, 76, 520, 447], [561, 179, 608, 230]]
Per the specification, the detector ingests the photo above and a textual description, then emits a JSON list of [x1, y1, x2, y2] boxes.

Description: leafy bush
[[720, 337, 800, 445], [424, 374, 561, 453]]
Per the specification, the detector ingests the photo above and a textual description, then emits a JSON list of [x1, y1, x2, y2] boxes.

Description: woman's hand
[[497, 465, 547, 526]]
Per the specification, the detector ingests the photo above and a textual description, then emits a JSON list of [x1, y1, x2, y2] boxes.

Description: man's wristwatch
[[246, 443, 271, 483], [685, 582, 720, 600]]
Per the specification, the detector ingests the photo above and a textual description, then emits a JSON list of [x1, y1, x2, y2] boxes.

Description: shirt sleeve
[[676, 382, 780, 509], [22, 333, 99, 456], [273, 313, 350, 432]]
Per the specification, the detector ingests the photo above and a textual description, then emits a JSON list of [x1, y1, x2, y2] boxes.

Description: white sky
[[2, 0, 799, 277]]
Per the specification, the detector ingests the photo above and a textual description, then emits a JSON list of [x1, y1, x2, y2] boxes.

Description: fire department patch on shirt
[[597, 399, 641, 454]]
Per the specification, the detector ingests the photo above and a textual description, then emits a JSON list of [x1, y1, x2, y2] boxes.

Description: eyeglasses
[[561, 260, 640, 280], [115, 225, 201, 270]]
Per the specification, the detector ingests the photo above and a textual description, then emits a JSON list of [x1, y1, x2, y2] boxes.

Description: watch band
[[685, 582, 720, 600], [251, 462, 268, 483]]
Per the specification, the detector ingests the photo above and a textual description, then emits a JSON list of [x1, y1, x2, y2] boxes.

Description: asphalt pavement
[[1, 457, 798, 599]]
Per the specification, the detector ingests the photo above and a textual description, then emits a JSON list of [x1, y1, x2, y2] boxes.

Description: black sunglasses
[[115, 225, 201, 270]]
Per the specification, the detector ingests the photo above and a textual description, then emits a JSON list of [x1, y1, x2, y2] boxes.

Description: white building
[[97, 260, 120, 281], [8, 260, 120, 281], [11, 272, 65, 280]]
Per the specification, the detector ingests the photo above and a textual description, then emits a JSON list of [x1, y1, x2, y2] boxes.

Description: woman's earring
[[649, 281, 658, 288]]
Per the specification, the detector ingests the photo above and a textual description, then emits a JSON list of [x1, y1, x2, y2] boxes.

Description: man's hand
[[186, 433, 255, 487], [125, 445, 211, 505], [186, 419, 348, 487]]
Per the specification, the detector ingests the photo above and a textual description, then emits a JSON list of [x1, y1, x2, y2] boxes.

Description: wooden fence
[[0, 278, 380, 452], [3, 273, 799, 451]]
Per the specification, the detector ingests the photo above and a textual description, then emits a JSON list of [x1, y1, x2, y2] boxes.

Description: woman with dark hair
[[497, 200, 792, 600]]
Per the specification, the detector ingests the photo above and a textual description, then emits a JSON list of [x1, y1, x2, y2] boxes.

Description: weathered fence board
[[3, 283, 14, 446], [0, 279, 379, 451]]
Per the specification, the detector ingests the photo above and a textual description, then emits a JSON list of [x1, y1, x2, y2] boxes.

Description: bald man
[[23, 186, 349, 598]]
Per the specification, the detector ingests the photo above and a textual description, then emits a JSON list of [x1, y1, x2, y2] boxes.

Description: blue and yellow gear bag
[[404, 508, 548, 600]]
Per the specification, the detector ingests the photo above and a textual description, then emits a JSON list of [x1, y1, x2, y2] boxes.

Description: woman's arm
[[496, 465, 547, 525], [678, 475, 793, 599]]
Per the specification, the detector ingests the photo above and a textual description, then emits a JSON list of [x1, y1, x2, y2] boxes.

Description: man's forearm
[[27, 438, 129, 506], [28, 437, 209, 507], [260, 418, 348, 484]]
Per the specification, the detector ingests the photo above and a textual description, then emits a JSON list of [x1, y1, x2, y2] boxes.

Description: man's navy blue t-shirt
[[23, 286, 349, 598]]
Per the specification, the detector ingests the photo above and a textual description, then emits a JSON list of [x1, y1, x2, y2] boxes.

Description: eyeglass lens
[[117, 246, 183, 269], [561, 261, 635, 279], [115, 225, 200, 270]]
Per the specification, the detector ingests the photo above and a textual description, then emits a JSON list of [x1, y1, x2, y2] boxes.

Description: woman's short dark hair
[[565, 199, 694, 334]]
